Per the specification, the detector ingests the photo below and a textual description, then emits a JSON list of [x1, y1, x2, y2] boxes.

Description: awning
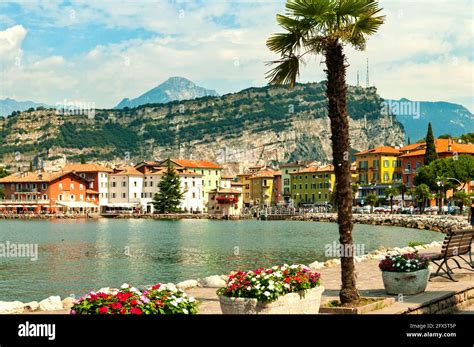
[[56, 201, 98, 208], [103, 203, 138, 208]]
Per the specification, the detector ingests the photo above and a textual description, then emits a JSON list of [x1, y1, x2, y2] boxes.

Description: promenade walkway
[[186, 245, 474, 314]]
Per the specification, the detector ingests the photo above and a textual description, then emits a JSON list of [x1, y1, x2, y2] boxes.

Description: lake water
[[0, 219, 444, 302]]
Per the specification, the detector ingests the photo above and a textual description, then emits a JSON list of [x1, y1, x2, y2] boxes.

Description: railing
[[0, 199, 50, 204]]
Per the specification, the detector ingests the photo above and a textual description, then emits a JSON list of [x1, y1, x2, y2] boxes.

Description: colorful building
[[158, 159, 222, 212], [279, 161, 307, 204], [236, 173, 252, 206], [399, 139, 474, 187], [248, 168, 281, 207], [208, 187, 243, 216], [62, 163, 113, 206], [0, 171, 99, 213], [290, 165, 335, 206], [354, 146, 403, 199]]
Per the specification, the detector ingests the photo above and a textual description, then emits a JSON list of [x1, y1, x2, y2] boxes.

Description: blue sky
[[0, 0, 472, 112]]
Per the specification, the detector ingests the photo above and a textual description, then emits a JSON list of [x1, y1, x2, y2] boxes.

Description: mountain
[[115, 76, 219, 109], [0, 98, 50, 117], [387, 98, 473, 142], [0, 82, 405, 173]]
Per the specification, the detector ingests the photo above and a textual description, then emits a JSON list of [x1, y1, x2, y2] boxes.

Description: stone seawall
[[289, 213, 471, 233]]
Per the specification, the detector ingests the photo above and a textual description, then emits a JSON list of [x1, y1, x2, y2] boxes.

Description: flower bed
[[217, 264, 323, 314], [71, 283, 198, 315], [379, 252, 429, 272], [217, 264, 321, 301]]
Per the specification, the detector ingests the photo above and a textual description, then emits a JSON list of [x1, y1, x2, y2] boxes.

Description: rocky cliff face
[[0, 82, 404, 173]]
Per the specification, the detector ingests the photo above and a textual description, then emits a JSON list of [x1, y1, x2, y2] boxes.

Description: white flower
[[247, 286, 252, 291], [189, 297, 195, 303], [268, 280, 274, 285], [176, 297, 183, 303], [272, 266, 278, 270], [268, 284, 275, 291], [274, 272, 282, 278], [171, 301, 178, 307], [183, 308, 189, 314], [264, 291, 270, 297], [251, 278, 256, 282], [130, 287, 141, 294], [290, 264, 298, 269], [120, 283, 130, 289], [284, 283, 290, 289]]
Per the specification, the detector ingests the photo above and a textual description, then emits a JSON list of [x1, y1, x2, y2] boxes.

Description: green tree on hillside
[[424, 122, 438, 165], [152, 160, 184, 213], [266, 0, 385, 304]]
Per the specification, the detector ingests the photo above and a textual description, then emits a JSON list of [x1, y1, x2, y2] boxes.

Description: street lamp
[[436, 180, 445, 215]]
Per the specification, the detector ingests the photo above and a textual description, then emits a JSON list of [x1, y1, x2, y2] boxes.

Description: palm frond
[[266, 32, 302, 55], [265, 55, 301, 88], [286, 0, 331, 18]]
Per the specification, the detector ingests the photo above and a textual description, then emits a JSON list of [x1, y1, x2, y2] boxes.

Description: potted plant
[[70, 283, 198, 314], [379, 253, 430, 295], [217, 264, 324, 314]]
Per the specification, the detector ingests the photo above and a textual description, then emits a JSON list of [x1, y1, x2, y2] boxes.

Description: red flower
[[98, 306, 109, 314], [284, 278, 291, 283], [130, 307, 142, 315], [155, 300, 164, 307], [111, 302, 122, 310], [130, 299, 138, 306], [151, 284, 161, 290]]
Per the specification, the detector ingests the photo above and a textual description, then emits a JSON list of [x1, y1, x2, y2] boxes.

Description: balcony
[[0, 199, 50, 205], [215, 196, 239, 204]]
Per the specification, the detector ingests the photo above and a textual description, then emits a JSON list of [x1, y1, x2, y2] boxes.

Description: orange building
[[399, 139, 474, 187], [0, 171, 99, 214]]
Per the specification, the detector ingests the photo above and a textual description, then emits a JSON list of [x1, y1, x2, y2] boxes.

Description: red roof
[[169, 159, 222, 169], [354, 146, 401, 156], [399, 139, 474, 158], [62, 163, 113, 173]]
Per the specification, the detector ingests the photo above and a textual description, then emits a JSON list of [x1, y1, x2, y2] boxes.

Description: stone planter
[[382, 269, 430, 295], [218, 286, 324, 314]]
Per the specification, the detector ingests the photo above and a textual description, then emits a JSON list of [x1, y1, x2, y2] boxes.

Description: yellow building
[[237, 173, 252, 206], [290, 165, 336, 206], [354, 146, 402, 185], [249, 169, 280, 207]]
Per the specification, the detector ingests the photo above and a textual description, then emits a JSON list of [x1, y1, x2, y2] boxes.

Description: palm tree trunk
[[325, 40, 359, 304]]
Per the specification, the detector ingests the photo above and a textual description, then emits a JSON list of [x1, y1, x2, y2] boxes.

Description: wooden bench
[[428, 228, 474, 281]]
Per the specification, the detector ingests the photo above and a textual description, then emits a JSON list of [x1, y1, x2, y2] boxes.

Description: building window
[[192, 192, 196, 199], [285, 170, 288, 174], [406, 162, 411, 171], [392, 160, 397, 167], [42, 183, 47, 190], [58, 194, 63, 201], [384, 160, 389, 168], [112, 182, 116, 187], [70, 195, 75, 200], [112, 193, 116, 198], [192, 181, 196, 187], [134, 181, 137, 187], [122, 193, 126, 198], [79, 184, 83, 190], [122, 182, 126, 187], [134, 193, 137, 198], [59, 183, 63, 190], [70, 183, 74, 190], [305, 184, 308, 189], [299, 184, 302, 189], [80, 194, 84, 201], [384, 172, 389, 181]]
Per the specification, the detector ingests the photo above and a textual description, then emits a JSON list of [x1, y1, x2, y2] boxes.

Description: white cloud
[[0, 0, 472, 112]]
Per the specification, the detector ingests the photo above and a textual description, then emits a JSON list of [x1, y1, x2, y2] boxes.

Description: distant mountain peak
[[114, 77, 218, 109]]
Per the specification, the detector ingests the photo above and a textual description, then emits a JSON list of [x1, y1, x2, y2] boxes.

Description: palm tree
[[384, 186, 398, 213], [266, 0, 385, 304], [397, 183, 407, 208], [365, 193, 378, 213]]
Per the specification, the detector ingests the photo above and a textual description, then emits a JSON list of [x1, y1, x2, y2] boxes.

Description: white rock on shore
[[176, 280, 199, 290], [24, 301, 39, 312], [39, 296, 63, 311], [0, 301, 25, 314], [199, 275, 227, 288], [309, 261, 325, 270]]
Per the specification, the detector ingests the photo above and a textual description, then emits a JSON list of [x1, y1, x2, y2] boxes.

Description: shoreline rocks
[[289, 213, 470, 233]]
